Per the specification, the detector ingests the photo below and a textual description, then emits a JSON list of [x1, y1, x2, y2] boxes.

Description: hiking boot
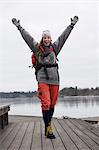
[[45, 123, 56, 139], [42, 110, 56, 139], [47, 132, 56, 139]]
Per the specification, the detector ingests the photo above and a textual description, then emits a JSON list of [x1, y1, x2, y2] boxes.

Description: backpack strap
[[51, 45, 59, 61], [39, 45, 44, 53], [50, 45, 53, 52]]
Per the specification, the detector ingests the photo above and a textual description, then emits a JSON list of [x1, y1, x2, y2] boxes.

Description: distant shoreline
[[0, 87, 99, 98]]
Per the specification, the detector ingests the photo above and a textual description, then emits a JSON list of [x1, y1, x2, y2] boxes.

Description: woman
[[12, 16, 78, 139]]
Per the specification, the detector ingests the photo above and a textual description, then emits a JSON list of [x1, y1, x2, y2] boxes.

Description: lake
[[0, 96, 99, 118]]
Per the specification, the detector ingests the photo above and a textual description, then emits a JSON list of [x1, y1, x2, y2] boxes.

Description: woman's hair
[[39, 38, 43, 45], [36, 38, 43, 50]]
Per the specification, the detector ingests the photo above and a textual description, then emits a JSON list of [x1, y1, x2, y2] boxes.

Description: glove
[[71, 16, 79, 26], [12, 18, 21, 29]]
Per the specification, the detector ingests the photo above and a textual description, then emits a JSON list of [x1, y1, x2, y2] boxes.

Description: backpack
[[31, 45, 54, 69]]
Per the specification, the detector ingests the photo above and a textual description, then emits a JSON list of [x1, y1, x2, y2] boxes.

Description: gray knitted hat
[[42, 30, 51, 37]]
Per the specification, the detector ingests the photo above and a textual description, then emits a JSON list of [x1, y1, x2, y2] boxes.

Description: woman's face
[[43, 36, 51, 46]]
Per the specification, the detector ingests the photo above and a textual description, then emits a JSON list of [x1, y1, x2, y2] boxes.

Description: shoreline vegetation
[[0, 87, 99, 98]]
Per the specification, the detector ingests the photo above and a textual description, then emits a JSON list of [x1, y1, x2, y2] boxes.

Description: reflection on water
[[55, 96, 99, 118], [0, 96, 99, 118]]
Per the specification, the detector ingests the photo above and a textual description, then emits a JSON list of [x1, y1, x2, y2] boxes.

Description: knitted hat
[[42, 30, 51, 37]]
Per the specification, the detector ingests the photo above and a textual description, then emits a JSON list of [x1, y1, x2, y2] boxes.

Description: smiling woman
[[12, 16, 78, 139]]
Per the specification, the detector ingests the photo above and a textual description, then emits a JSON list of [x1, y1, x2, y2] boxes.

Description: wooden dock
[[0, 115, 99, 150]]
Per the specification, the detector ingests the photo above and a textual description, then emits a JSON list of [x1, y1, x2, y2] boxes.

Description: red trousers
[[38, 83, 59, 110]]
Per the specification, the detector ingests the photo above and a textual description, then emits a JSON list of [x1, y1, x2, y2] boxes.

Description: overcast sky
[[0, 0, 98, 92]]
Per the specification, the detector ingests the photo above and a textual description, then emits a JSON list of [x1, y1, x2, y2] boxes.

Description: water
[[0, 96, 99, 118]]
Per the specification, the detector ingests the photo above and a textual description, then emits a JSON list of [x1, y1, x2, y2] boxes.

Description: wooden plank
[[31, 121, 42, 150], [8, 122, 29, 150], [69, 119, 99, 145], [0, 123, 17, 144], [9, 115, 42, 123], [0, 122, 22, 150], [77, 119, 99, 137], [19, 122, 34, 150], [58, 119, 90, 150], [52, 119, 67, 150], [65, 119, 99, 150], [41, 121, 54, 150], [54, 119, 78, 150]]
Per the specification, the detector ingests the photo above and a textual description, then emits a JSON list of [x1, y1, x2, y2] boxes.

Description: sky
[[0, 0, 99, 92]]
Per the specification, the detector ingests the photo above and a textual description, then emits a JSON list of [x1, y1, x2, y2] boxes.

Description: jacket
[[19, 25, 73, 85]]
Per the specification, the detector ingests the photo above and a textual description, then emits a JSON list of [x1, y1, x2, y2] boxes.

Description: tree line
[[0, 91, 37, 98], [59, 87, 99, 96], [0, 87, 99, 98]]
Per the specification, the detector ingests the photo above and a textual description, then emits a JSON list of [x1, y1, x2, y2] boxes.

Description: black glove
[[12, 18, 21, 29], [71, 16, 79, 26]]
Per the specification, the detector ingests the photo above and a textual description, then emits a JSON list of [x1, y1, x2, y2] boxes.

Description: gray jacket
[[19, 25, 73, 85]]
